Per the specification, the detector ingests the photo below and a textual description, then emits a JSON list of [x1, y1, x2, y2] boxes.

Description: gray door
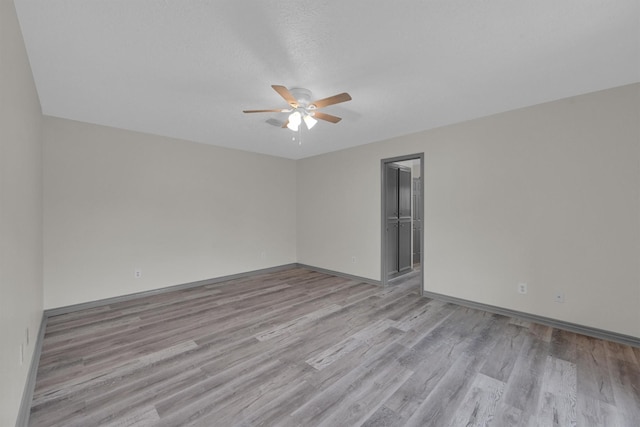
[[398, 168, 412, 273], [412, 177, 422, 264], [385, 164, 412, 277], [386, 165, 399, 275]]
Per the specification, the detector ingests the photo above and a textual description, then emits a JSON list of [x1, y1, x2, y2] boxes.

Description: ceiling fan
[[243, 85, 352, 131]]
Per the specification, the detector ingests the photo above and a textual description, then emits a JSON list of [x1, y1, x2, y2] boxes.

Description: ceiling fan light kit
[[287, 110, 302, 131], [243, 85, 352, 134], [303, 114, 317, 129]]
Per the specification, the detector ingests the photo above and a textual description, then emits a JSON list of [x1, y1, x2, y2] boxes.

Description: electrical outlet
[[351, 256, 357, 264], [134, 268, 142, 279], [554, 292, 565, 303], [518, 283, 527, 294]]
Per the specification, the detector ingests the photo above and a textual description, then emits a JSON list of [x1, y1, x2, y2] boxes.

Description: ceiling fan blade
[[311, 92, 352, 109], [313, 111, 342, 123], [272, 85, 299, 108], [243, 109, 289, 113], [266, 118, 285, 127]]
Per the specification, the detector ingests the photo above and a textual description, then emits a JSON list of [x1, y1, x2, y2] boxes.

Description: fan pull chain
[[292, 128, 302, 146]]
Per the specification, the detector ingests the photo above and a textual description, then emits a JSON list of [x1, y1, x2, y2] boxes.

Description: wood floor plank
[[393, 299, 446, 332], [154, 356, 285, 423], [401, 352, 492, 427], [534, 356, 577, 426], [32, 340, 200, 408], [445, 373, 505, 427], [605, 351, 640, 427], [499, 334, 550, 423], [28, 268, 640, 426], [107, 406, 160, 427], [236, 380, 318, 427], [480, 324, 529, 382], [284, 342, 410, 427], [305, 319, 397, 370], [314, 359, 413, 427], [575, 334, 615, 404], [254, 303, 343, 341], [360, 405, 405, 427], [577, 396, 621, 427], [303, 327, 406, 393], [386, 310, 505, 422], [183, 360, 312, 427]]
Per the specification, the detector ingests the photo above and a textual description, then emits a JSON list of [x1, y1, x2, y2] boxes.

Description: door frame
[[380, 153, 425, 293]]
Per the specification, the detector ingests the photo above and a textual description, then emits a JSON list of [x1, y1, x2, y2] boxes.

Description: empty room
[[2, 1, 639, 426]]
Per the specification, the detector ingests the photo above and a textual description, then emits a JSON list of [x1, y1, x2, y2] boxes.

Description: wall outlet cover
[[518, 283, 527, 294]]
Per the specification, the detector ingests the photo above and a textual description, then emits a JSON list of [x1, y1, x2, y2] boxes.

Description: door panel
[[412, 177, 422, 263], [398, 168, 411, 219], [386, 165, 399, 220], [412, 224, 421, 263], [387, 222, 399, 275], [398, 220, 412, 272]]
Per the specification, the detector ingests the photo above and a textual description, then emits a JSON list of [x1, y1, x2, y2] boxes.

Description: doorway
[[381, 154, 424, 292]]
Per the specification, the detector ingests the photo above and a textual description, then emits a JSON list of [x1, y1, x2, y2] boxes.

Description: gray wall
[[43, 117, 297, 308], [298, 84, 640, 338], [0, 0, 44, 424]]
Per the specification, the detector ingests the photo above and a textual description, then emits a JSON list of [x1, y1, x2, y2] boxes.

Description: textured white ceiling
[[14, 0, 640, 159]]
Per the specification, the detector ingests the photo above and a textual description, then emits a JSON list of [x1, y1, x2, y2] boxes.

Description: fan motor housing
[[289, 88, 312, 107]]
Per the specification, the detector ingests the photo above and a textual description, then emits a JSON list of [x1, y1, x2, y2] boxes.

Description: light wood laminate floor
[[30, 268, 640, 426]]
